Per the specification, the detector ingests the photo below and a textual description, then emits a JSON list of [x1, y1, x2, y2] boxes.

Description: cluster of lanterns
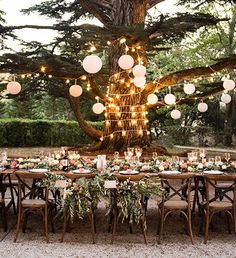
[[169, 79, 235, 120]]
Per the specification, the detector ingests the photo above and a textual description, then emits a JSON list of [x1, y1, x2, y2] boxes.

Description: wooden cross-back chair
[[158, 173, 195, 244], [61, 173, 96, 244], [202, 174, 236, 244], [110, 173, 147, 244], [14, 171, 49, 243]]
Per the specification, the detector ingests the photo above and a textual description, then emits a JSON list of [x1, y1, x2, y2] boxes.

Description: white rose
[[188, 166, 193, 171], [197, 163, 203, 169], [159, 165, 164, 171], [222, 165, 227, 170], [18, 158, 24, 163], [77, 164, 83, 168]]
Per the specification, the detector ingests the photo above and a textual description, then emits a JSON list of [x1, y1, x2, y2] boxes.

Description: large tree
[[0, 0, 236, 151]]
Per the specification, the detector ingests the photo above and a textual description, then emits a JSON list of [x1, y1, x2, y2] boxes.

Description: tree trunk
[[100, 0, 150, 151]]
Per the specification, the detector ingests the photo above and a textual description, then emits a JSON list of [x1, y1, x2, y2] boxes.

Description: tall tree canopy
[[0, 0, 236, 151]]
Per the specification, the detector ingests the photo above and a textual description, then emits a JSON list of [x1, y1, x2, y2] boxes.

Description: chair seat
[[215, 182, 233, 189], [209, 201, 232, 210], [164, 200, 188, 210], [22, 199, 46, 208]]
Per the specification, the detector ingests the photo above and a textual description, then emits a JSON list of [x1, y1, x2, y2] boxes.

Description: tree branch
[[79, 0, 111, 26], [143, 55, 236, 97], [146, 0, 165, 9], [68, 96, 102, 140]]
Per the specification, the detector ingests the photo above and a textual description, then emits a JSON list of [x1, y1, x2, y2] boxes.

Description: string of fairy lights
[[2, 36, 236, 141]]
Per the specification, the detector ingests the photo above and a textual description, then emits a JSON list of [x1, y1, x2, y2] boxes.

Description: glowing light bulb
[[132, 112, 136, 118], [80, 75, 87, 80], [106, 121, 110, 126], [66, 79, 70, 84], [138, 129, 143, 135], [107, 41, 111, 45], [118, 121, 122, 127], [100, 136, 104, 141], [131, 106, 135, 111], [120, 37, 126, 44], [110, 134, 114, 139], [40, 66, 46, 73], [122, 130, 126, 136]]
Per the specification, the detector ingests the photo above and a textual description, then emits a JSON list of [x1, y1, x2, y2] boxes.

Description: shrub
[[0, 119, 103, 147]]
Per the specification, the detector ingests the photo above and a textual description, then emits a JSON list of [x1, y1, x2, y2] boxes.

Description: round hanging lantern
[[82, 55, 102, 74], [223, 79, 235, 91], [118, 55, 134, 70], [69, 85, 83, 97], [197, 102, 208, 112], [184, 83, 195, 95], [92, 102, 105, 114], [164, 94, 176, 105], [171, 109, 181, 120], [6, 81, 21, 95], [132, 65, 146, 77], [147, 94, 158, 105], [221, 93, 231, 104], [133, 77, 146, 88]]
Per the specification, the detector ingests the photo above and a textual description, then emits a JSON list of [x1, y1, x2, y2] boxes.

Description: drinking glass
[[215, 156, 221, 163], [152, 152, 158, 161], [135, 148, 142, 162], [124, 151, 130, 162], [225, 153, 230, 162], [187, 152, 194, 162], [199, 149, 206, 158], [114, 151, 119, 160]]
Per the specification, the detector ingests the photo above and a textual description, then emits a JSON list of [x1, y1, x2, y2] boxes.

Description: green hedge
[[0, 119, 103, 147]]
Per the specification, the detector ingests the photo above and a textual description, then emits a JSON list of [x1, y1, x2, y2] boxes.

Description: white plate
[[204, 170, 223, 175], [119, 170, 139, 175], [160, 170, 181, 175], [72, 169, 91, 174], [0, 167, 5, 171], [29, 168, 48, 173]]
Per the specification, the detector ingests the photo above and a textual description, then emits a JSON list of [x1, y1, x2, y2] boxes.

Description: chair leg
[[111, 209, 117, 244], [1, 204, 7, 232], [188, 211, 194, 244], [90, 212, 95, 244], [141, 216, 147, 244], [204, 212, 210, 244], [61, 214, 68, 243], [14, 209, 23, 242], [44, 207, 49, 243], [158, 205, 165, 244]]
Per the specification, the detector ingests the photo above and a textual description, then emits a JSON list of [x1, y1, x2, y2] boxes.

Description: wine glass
[[114, 151, 119, 160], [124, 151, 130, 162], [152, 152, 158, 161], [224, 153, 230, 163], [199, 149, 206, 163], [135, 148, 142, 162], [215, 156, 221, 163], [188, 152, 194, 162]]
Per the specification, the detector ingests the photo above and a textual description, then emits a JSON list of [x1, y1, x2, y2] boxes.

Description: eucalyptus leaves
[[42, 173, 163, 230]]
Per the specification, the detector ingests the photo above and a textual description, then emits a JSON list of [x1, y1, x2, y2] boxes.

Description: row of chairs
[[1, 171, 236, 244]]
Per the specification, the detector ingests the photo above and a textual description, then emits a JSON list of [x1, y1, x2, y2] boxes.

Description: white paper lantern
[[118, 55, 134, 70], [184, 83, 195, 95], [6, 81, 21, 95], [197, 102, 208, 112], [92, 102, 105, 114], [147, 94, 158, 105], [171, 109, 181, 120], [223, 79, 235, 91], [132, 65, 146, 77], [82, 55, 102, 74], [133, 77, 146, 88], [69, 85, 83, 97], [164, 94, 176, 105], [221, 93, 231, 104]]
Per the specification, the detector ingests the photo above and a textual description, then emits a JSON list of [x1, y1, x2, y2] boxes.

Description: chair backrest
[[15, 171, 48, 202], [159, 173, 195, 203], [204, 174, 236, 206]]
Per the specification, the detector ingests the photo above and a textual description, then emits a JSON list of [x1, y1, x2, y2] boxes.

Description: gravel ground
[[0, 200, 236, 258]]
